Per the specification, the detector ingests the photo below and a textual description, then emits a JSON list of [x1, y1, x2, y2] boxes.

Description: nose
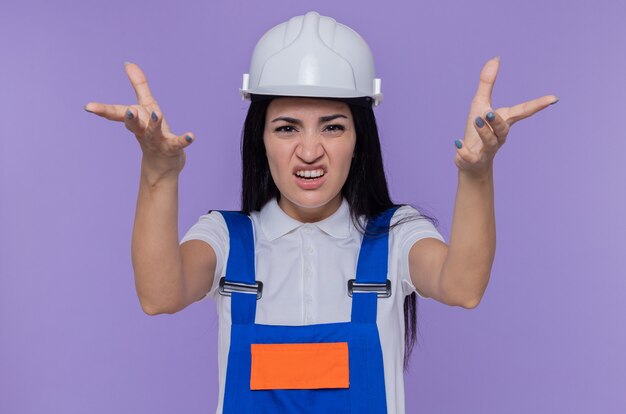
[[295, 132, 324, 163]]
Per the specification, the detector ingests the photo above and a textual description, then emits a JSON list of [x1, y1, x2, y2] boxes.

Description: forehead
[[266, 97, 351, 117]]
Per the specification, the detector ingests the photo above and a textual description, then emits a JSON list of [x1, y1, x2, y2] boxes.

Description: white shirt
[[180, 197, 445, 414]]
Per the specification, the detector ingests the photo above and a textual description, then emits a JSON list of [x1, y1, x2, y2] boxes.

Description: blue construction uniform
[[217, 206, 399, 413]]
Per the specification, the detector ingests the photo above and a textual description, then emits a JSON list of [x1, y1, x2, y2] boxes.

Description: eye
[[275, 125, 297, 133], [324, 124, 345, 133]]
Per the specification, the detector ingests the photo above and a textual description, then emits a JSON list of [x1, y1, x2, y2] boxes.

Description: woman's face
[[263, 97, 356, 222]]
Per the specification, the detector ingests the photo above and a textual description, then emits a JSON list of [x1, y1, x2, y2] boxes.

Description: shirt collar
[[260, 197, 352, 241]]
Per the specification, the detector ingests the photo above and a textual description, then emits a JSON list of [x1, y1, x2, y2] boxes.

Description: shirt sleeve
[[179, 211, 229, 301], [390, 205, 446, 299]]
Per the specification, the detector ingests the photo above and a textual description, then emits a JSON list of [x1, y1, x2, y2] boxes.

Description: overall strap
[[351, 206, 400, 323], [218, 211, 257, 325]]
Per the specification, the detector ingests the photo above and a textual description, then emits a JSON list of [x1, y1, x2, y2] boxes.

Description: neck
[[278, 194, 343, 223]]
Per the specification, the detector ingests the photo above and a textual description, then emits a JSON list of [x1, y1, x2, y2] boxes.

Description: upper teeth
[[296, 169, 325, 178]]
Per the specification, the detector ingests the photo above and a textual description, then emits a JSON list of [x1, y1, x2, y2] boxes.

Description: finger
[[123, 106, 147, 136], [158, 131, 195, 154], [472, 57, 500, 106], [473, 116, 499, 154], [505, 95, 559, 126], [484, 110, 509, 144], [84, 102, 132, 122], [124, 61, 159, 107], [145, 105, 164, 139], [454, 139, 480, 165], [177, 132, 195, 149]]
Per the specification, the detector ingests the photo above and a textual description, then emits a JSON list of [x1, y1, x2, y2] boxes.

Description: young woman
[[84, 10, 557, 414]]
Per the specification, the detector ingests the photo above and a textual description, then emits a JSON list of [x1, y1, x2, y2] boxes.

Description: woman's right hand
[[84, 62, 194, 179]]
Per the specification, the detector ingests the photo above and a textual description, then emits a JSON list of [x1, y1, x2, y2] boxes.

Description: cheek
[[264, 145, 279, 178], [264, 139, 292, 179], [332, 139, 356, 173]]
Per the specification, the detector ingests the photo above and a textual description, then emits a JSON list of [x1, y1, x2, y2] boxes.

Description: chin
[[284, 194, 335, 209], [280, 186, 344, 211]]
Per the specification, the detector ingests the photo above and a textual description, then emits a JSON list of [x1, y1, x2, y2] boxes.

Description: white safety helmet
[[240, 11, 383, 106]]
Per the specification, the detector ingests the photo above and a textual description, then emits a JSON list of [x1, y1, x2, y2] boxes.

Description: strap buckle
[[347, 279, 391, 298], [218, 277, 263, 300]]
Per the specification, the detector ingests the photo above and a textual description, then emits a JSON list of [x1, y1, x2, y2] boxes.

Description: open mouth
[[294, 169, 326, 180]]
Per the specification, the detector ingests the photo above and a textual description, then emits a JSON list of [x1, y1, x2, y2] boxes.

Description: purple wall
[[2, 0, 625, 412]]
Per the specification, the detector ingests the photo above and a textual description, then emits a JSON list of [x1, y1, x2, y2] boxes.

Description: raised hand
[[84, 62, 194, 177], [454, 57, 558, 176]]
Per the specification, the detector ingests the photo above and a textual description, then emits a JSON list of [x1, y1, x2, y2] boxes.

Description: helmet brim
[[250, 93, 375, 108]]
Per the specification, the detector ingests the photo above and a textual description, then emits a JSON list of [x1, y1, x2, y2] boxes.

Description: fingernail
[[493, 56, 501, 61], [475, 116, 485, 128], [126, 109, 134, 120], [84, 104, 93, 113], [185, 135, 193, 143], [486, 112, 495, 122], [550, 97, 559, 105], [151, 111, 158, 122], [455, 139, 463, 149], [124, 61, 133, 66]]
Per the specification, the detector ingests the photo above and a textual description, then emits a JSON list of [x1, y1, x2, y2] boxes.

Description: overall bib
[[217, 206, 399, 413]]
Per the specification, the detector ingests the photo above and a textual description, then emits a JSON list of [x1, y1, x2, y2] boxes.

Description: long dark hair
[[240, 96, 438, 370]]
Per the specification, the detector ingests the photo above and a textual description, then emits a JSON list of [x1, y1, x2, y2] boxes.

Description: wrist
[[458, 164, 493, 183], [140, 157, 181, 187]]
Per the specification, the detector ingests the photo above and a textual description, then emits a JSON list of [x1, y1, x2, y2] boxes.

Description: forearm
[[131, 159, 186, 315], [439, 166, 496, 308]]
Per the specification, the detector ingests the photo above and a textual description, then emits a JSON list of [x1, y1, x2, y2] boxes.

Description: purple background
[[2, 0, 625, 412]]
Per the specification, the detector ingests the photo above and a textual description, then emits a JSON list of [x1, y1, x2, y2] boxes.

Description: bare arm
[[132, 161, 218, 315], [408, 57, 557, 308], [131, 165, 185, 314], [408, 169, 494, 309], [86, 62, 216, 315], [439, 169, 495, 307]]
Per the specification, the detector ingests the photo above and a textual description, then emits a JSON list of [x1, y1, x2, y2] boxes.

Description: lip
[[292, 164, 327, 175], [293, 171, 327, 190]]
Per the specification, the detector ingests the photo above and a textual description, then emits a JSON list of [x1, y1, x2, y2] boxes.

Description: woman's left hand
[[455, 57, 558, 177]]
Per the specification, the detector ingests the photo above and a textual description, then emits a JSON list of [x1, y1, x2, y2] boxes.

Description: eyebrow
[[271, 114, 348, 125]]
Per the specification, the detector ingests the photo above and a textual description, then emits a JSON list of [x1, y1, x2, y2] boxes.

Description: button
[[304, 294, 313, 303], [303, 227, 313, 234], [306, 245, 315, 254]]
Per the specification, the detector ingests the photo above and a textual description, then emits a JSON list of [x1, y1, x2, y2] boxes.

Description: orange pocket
[[250, 342, 350, 390]]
